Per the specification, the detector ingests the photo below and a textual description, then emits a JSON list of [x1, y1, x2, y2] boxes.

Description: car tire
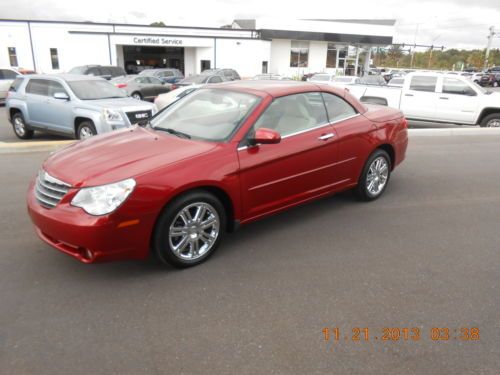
[[355, 149, 391, 201], [493, 82, 499, 87], [480, 113, 500, 128], [76, 121, 97, 140], [131, 92, 142, 100], [153, 190, 226, 268], [12, 112, 34, 140]]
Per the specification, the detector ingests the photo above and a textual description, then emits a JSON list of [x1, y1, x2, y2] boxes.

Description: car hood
[[80, 97, 154, 111], [43, 127, 217, 187]]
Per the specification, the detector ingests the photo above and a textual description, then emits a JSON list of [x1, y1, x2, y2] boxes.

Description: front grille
[[35, 170, 71, 208], [126, 110, 152, 125]]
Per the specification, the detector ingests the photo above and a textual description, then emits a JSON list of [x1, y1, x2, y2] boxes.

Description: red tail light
[[115, 83, 127, 88], [171, 84, 177, 90]]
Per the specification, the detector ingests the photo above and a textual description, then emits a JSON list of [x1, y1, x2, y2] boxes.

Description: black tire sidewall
[[76, 121, 97, 139], [153, 190, 226, 268], [356, 149, 391, 201], [480, 114, 500, 128], [132, 92, 142, 100], [12, 113, 34, 139]]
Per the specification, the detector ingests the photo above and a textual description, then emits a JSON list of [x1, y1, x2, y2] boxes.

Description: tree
[[150, 21, 166, 27]]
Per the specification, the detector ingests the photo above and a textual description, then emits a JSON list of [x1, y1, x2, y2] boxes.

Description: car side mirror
[[250, 128, 281, 146], [53, 92, 69, 100]]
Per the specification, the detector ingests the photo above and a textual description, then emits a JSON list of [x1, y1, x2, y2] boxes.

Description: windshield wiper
[[155, 127, 191, 139]]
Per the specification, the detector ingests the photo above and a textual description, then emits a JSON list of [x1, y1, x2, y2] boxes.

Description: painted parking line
[[0, 140, 75, 154]]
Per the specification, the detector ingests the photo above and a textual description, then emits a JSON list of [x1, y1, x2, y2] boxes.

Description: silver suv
[[6, 74, 155, 140]]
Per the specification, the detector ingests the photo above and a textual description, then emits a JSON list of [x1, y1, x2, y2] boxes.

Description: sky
[[1, 0, 499, 50]]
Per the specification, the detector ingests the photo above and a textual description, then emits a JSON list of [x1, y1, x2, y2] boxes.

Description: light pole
[[428, 34, 442, 69], [410, 24, 419, 68]]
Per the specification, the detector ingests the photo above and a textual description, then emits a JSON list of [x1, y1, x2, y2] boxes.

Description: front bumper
[[27, 181, 155, 263]]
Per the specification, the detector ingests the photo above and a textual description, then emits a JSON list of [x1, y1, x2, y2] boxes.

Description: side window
[[322, 93, 357, 123], [409, 76, 437, 92], [208, 76, 223, 83], [442, 78, 476, 96], [47, 81, 67, 97], [26, 79, 49, 96], [135, 77, 149, 84], [9, 77, 24, 92], [252, 92, 328, 137], [163, 71, 174, 77], [1, 69, 18, 79], [149, 77, 162, 84]]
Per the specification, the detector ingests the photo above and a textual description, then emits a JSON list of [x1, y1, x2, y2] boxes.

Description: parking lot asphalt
[[0, 133, 499, 374]]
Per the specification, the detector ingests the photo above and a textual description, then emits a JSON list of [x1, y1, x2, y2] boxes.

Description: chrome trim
[[35, 170, 71, 209], [43, 171, 71, 187], [318, 133, 335, 140]]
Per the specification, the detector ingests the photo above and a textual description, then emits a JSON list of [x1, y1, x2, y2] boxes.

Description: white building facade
[[0, 18, 394, 78]]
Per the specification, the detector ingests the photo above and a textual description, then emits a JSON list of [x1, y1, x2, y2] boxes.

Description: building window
[[201, 60, 211, 72], [8, 47, 18, 67], [262, 61, 268, 73], [50, 48, 59, 70], [290, 41, 309, 68], [326, 43, 337, 68], [338, 47, 347, 68]]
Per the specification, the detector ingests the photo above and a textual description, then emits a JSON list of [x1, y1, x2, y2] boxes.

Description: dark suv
[[201, 68, 240, 81], [479, 73, 500, 87], [68, 65, 126, 80]]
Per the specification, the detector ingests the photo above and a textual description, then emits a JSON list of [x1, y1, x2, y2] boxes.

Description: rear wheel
[[355, 149, 391, 201], [153, 190, 226, 268], [76, 121, 97, 139], [480, 113, 500, 128], [12, 112, 34, 139], [131, 92, 142, 100]]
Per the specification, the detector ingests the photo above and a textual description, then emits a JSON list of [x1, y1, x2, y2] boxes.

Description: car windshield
[[333, 77, 355, 83], [151, 88, 260, 141], [68, 66, 87, 75], [68, 80, 128, 100], [310, 74, 331, 81]]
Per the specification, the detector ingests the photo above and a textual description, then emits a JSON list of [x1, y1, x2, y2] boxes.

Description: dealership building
[[0, 18, 394, 78]]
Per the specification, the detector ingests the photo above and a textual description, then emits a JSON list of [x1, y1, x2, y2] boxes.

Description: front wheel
[[355, 149, 391, 201], [131, 92, 142, 100], [480, 113, 500, 128], [153, 190, 226, 268], [76, 121, 97, 139], [12, 112, 34, 139]]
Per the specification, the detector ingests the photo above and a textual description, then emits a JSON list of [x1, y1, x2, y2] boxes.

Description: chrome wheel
[[168, 202, 220, 261], [14, 116, 26, 137], [486, 119, 500, 127], [132, 93, 141, 100], [79, 126, 94, 139], [366, 156, 389, 196]]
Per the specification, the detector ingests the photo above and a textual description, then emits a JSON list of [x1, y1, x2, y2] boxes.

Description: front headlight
[[71, 178, 136, 216], [102, 108, 124, 123]]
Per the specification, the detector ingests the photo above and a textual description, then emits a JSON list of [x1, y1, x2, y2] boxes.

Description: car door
[[0, 69, 19, 99], [434, 77, 480, 124], [44, 80, 74, 134], [400, 75, 438, 120], [25, 79, 50, 127], [147, 76, 169, 96], [322, 92, 376, 186], [134, 76, 153, 99], [238, 92, 339, 220]]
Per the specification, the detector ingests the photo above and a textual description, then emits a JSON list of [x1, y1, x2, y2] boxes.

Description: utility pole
[[484, 26, 496, 71], [410, 24, 419, 68]]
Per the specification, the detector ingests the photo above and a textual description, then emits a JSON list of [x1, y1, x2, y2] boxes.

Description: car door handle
[[318, 133, 335, 141], [404, 94, 414, 97], [439, 97, 449, 100]]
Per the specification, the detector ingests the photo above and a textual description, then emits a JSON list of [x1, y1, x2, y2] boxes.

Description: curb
[[408, 128, 500, 136], [0, 140, 75, 154]]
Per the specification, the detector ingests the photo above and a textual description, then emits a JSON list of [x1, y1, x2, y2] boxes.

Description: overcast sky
[[1, 0, 499, 50]]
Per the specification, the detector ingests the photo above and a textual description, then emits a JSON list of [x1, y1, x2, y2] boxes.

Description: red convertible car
[[27, 80, 408, 268]]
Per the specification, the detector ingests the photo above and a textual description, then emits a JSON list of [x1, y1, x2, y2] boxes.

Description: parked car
[[176, 74, 225, 87], [67, 65, 126, 80], [479, 73, 500, 87], [138, 68, 184, 84], [154, 85, 202, 111], [308, 73, 336, 82], [469, 73, 484, 84], [347, 72, 500, 127], [26, 80, 408, 268], [201, 68, 240, 81], [0, 67, 36, 104], [251, 74, 292, 80], [357, 75, 388, 86], [6, 74, 155, 140], [111, 75, 172, 101]]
